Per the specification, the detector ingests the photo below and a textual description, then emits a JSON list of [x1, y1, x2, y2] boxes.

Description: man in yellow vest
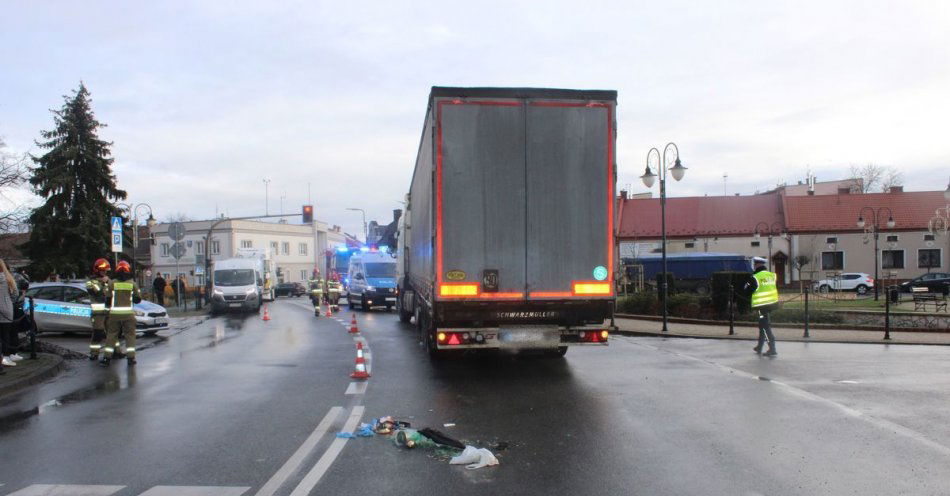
[[86, 258, 111, 361], [101, 260, 142, 366], [747, 256, 779, 356]]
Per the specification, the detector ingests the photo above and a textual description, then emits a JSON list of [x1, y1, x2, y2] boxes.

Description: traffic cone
[[326, 302, 333, 317], [349, 314, 359, 334], [350, 342, 370, 379], [262, 304, 271, 321]]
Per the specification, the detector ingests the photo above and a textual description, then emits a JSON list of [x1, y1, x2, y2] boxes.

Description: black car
[[899, 273, 950, 295], [275, 282, 307, 297]]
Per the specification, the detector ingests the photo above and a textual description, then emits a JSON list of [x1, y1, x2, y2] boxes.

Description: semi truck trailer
[[396, 86, 618, 357]]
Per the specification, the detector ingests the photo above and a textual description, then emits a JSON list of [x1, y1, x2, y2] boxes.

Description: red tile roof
[[617, 194, 785, 238], [783, 191, 948, 233]]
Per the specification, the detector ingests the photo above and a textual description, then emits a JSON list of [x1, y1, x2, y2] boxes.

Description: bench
[[912, 287, 948, 312]]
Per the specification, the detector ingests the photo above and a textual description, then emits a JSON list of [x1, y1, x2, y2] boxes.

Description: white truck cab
[[210, 258, 264, 314]]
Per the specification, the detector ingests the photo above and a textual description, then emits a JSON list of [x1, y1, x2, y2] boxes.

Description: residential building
[[150, 218, 347, 287], [617, 187, 949, 287]]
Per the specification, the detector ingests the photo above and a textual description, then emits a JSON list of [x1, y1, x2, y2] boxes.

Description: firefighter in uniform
[[86, 258, 111, 360], [326, 272, 341, 313], [746, 256, 779, 356], [309, 271, 325, 316], [101, 260, 142, 366]]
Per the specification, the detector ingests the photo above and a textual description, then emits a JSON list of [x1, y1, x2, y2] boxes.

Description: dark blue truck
[[622, 253, 752, 294]]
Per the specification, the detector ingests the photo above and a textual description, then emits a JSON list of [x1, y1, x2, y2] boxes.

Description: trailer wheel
[[397, 294, 412, 323], [417, 308, 440, 359]]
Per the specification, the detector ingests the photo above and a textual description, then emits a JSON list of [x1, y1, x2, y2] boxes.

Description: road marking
[[634, 341, 950, 458], [6, 485, 125, 496], [139, 487, 250, 496], [344, 382, 367, 395], [254, 406, 343, 496], [289, 406, 365, 496]]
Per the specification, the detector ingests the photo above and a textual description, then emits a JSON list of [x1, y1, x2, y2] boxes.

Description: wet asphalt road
[[2, 298, 950, 496]]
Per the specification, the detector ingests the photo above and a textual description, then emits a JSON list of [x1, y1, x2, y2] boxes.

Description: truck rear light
[[437, 332, 447, 342], [446, 333, 462, 345], [579, 330, 607, 343], [572, 281, 611, 295], [439, 283, 479, 297]]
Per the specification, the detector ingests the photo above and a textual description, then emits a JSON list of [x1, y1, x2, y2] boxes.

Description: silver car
[[23, 282, 169, 336]]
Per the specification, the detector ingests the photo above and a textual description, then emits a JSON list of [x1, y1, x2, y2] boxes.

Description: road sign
[[169, 222, 187, 241], [195, 266, 205, 275], [111, 216, 123, 253], [170, 242, 187, 260]]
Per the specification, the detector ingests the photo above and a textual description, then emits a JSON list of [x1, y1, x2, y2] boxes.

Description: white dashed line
[[344, 382, 367, 395], [289, 406, 365, 496], [140, 487, 250, 496], [6, 485, 126, 496]]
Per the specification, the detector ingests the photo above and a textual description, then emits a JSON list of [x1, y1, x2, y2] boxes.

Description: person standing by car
[[0, 259, 22, 367], [86, 258, 111, 361], [101, 261, 142, 366], [152, 272, 167, 306], [744, 256, 779, 356]]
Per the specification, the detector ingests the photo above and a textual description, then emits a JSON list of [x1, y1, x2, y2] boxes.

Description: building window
[[270, 241, 278, 254], [196, 242, 204, 255], [919, 249, 942, 269], [160, 243, 170, 257], [751, 241, 761, 247], [300, 270, 307, 281], [299, 243, 308, 255], [924, 234, 936, 242], [282, 242, 290, 255], [241, 240, 252, 249], [821, 251, 844, 271], [684, 242, 695, 249], [885, 235, 899, 243], [881, 249, 904, 269], [825, 236, 838, 244], [211, 240, 221, 255]]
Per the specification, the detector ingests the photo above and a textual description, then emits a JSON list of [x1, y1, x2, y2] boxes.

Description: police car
[[24, 282, 169, 335]]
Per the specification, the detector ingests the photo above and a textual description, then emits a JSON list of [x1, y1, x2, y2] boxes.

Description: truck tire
[[397, 294, 412, 323], [417, 307, 440, 359]]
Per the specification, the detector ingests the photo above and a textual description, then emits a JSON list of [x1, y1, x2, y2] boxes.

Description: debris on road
[[443, 423, 456, 427], [418, 428, 465, 450], [450, 446, 499, 470]]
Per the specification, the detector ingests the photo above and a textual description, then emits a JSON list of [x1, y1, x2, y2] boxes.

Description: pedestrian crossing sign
[[111, 216, 123, 253]]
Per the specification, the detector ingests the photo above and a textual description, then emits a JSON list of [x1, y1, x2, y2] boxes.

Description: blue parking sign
[[111, 216, 123, 252]]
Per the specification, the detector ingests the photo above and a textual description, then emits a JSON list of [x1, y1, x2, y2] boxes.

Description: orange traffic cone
[[326, 303, 333, 317], [262, 304, 271, 321], [350, 342, 370, 379], [349, 315, 359, 334]]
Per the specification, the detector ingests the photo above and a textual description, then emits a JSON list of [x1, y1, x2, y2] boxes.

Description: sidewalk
[[0, 353, 66, 398], [614, 316, 950, 345]]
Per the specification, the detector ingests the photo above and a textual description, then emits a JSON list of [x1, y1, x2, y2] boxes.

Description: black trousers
[[155, 291, 165, 306], [0, 321, 18, 355], [756, 308, 776, 351]]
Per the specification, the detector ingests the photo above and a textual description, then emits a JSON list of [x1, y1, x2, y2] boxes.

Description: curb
[[612, 329, 950, 347], [614, 313, 950, 333], [0, 354, 66, 398]]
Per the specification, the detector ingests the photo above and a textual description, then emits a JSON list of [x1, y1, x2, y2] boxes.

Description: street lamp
[[346, 207, 368, 241], [116, 202, 156, 277], [753, 221, 786, 272], [263, 178, 271, 215], [856, 206, 895, 301], [639, 142, 686, 333], [927, 177, 950, 272]]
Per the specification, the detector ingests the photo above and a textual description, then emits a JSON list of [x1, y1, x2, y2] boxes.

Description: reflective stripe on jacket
[[751, 270, 779, 308]]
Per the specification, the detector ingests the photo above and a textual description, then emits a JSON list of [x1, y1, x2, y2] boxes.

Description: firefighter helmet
[[93, 258, 111, 273], [116, 260, 132, 274]]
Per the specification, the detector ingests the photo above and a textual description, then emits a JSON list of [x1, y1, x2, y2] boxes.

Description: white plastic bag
[[450, 446, 481, 465], [466, 448, 499, 470]]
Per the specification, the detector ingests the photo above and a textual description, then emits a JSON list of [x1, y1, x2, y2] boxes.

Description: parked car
[[23, 282, 169, 335], [814, 273, 874, 295], [275, 282, 307, 297], [899, 273, 950, 295]]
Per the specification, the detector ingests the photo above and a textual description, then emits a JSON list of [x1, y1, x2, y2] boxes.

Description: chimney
[[889, 186, 903, 193], [807, 190, 815, 195], [393, 209, 402, 223], [620, 190, 628, 200], [838, 187, 850, 195]]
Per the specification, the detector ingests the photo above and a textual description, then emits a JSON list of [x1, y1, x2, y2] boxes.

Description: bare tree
[[164, 212, 193, 223], [793, 254, 811, 293], [849, 163, 903, 193], [0, 137, 29, 233]]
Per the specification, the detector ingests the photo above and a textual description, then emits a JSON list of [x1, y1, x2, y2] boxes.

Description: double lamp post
[[856, 206, 895, 301], [640, 142, 687, 333]]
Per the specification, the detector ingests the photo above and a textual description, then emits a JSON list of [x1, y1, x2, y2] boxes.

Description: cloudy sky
[[2, 1, 949, 237]]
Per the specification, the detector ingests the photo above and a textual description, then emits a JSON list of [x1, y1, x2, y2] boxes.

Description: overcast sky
[[2, 1, 949, 237]]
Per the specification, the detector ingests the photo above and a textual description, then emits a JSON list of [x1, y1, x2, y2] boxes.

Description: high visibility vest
[[110, 281, 136, 315], [86, 278, 108, 314], [751, 270, 779, 308]]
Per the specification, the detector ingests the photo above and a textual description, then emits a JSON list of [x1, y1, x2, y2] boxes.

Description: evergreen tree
[[23, 83, 127, 279]]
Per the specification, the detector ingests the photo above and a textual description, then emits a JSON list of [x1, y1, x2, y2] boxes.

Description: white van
[[347, 251, 397, 311], [210, 258, 264, 314]]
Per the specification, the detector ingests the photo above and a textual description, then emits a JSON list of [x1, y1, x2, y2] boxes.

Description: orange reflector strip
[[439, 283, 479, 297], [529, 291, 572, 298], [572, 282, 612, 295]]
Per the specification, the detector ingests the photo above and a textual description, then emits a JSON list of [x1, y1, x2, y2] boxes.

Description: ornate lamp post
[[640, 142, 687, 333], [753, 221, 786, 272], [116, 202, 157, 276], [857, 206, 896, 301]]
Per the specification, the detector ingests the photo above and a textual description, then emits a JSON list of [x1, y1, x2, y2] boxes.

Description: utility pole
[[263, 178, 271, 215]]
